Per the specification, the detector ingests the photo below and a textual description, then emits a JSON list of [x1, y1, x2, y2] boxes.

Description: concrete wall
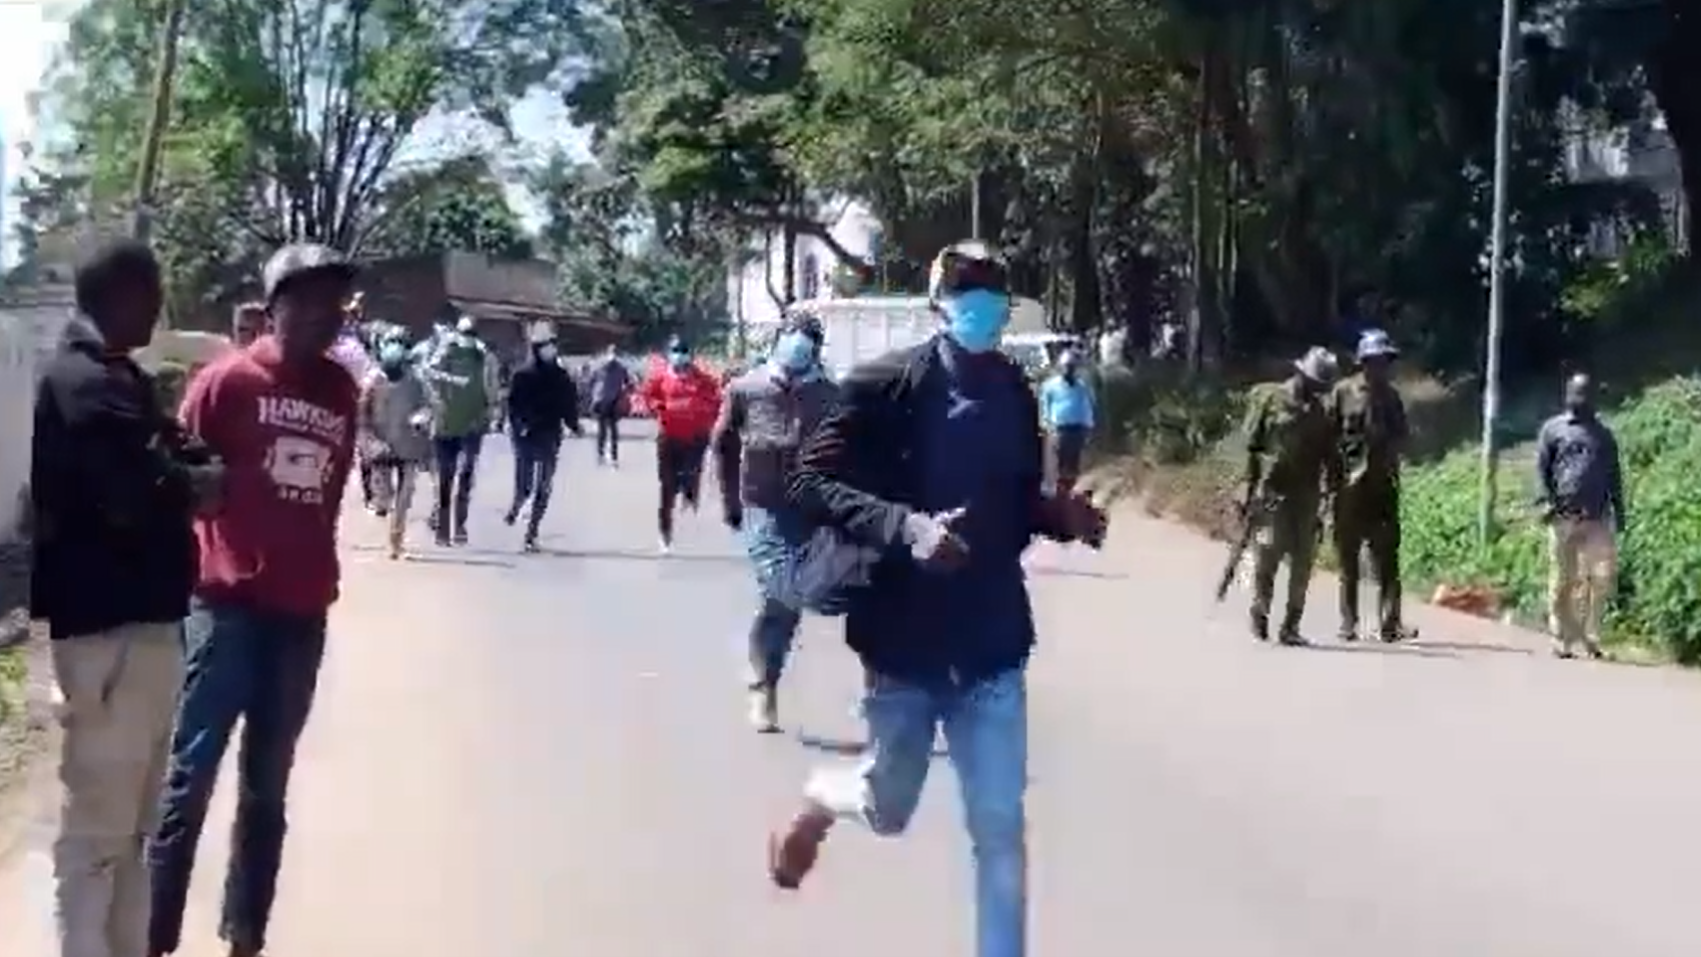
[[0, 289, 72, 634]]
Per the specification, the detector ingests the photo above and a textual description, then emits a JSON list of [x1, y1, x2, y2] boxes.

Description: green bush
[[1090, 364, 1245, 465], [1401, 378, 1701, 661]]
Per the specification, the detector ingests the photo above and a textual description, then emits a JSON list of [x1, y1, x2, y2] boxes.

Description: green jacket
[[1242, 377, 1338, 506], [1329, 373, 1408, 496], [421, 335, 495, 438]]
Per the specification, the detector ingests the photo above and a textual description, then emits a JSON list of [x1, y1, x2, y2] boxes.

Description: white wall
[[0, 309, 31, 546], [726, 198, 882, 341]]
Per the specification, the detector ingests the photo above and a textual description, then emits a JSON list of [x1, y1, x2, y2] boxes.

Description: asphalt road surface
[[5, 421, 1701, 956]]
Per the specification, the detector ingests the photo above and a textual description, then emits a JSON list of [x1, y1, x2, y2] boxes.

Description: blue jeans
[[806, 668, 1028, 957], [509, 433, 561, 536], [431, 431, 485, 534], [148, 600, 327, 956], [742, 506, 803, 688]]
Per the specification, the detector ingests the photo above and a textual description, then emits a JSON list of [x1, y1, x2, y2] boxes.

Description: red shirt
[[641, 363, 722, 439], [180, 336, 359, 616]]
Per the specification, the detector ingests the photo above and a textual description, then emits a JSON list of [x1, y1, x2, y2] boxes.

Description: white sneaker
[[748, 689, 780, 733], [658, 538, 672, 555]]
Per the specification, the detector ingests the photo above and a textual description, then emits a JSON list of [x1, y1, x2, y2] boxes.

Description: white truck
[[778, 294, 1049, 380]]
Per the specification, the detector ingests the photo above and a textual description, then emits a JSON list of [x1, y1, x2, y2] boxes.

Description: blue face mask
[[941, 290, 1011, 353], [772, 332, 816, 373], [668, 350, 690, 369]]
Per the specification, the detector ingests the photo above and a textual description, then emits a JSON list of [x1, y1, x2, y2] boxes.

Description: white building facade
[[725, 197, 884, 346]]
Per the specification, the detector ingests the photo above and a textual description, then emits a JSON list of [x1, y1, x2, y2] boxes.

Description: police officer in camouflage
[[1240, 346, 1341, 645], [1329, 330, 1412, 642], [712, 314, 841, 732]]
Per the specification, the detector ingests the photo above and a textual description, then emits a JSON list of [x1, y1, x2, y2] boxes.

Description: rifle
[[1215, 491, 1267, 602]]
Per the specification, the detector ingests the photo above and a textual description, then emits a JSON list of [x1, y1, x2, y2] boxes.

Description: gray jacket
[[362, 370, 433, 463], [586, 356, 633, 408], [713, 364, 840, 510]]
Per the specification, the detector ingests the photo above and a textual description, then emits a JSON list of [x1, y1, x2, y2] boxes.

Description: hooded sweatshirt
[[419, 333, 495, 438]]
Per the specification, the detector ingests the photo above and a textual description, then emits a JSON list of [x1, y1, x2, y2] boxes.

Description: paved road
[[5, 422, 1701, 956]]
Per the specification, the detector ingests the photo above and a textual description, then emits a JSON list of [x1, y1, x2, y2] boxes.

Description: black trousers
[[593, 401, 622, 461], [655, 434, 708, 541], [1049, 425, 1089, 495]]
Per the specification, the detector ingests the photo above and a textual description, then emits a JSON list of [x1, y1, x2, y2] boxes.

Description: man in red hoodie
[[148, 244, 360, 957], [639, 335, 721, 553]]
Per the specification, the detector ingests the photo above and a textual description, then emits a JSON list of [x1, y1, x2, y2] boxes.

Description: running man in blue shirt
[[1037, 350, 1094, 496]]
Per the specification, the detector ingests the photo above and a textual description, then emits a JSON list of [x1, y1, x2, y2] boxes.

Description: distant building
[[1565, 111, 1689, 253], [357, 251, 626, 360], [726, 198, 884, 344], [188, 250, 627, 361]]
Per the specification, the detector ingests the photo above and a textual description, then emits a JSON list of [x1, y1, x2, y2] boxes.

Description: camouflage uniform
[[1330, 331, 1409, 641], [1241, 348, 1340, 643]]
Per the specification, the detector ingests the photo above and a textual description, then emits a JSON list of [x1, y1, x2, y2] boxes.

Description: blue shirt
[[914, 338, 1035, 667], [1039, 373, 1094, 429]]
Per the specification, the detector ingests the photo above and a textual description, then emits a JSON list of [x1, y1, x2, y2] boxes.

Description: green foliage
[[532, 154, 732, 349], [365, 156, 534, 259], [1091, 365, 1244, 466], [1401, 380, 1701, 662], [0, 644, 23, 727], [1559, 234, 1683, 328], [19, 0, 583, 315]]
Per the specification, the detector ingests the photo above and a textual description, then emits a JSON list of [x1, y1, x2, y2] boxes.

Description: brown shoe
[[767, 805, 832, 890]]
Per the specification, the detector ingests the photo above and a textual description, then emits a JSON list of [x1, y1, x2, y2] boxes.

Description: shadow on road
[[796, 733, 950, 760], [531, 546, 746, 565], [1406, 639, 1534, 657], [1296, 641, 1460, 660], [1025, 566, 1130, 581]]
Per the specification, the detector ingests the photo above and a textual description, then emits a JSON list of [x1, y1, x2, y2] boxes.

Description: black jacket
[[30, 320, 202, 639], [506, 356, 580, 440], [785, 338, 1076, 686]]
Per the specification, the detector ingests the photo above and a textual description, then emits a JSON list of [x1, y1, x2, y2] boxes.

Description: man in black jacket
[[503, 332, 582, 550], [764, 241, 1106, 957], [31, 240, 222, 957]]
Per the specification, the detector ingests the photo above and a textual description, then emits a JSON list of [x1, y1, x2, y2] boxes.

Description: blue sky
[[0, 0, 591, 265]]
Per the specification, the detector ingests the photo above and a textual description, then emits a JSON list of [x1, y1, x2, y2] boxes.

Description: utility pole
[[1476, 0, 1518, 545], [131, 0, 188, 243]]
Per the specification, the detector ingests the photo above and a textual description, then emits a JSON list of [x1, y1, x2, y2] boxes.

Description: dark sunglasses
[[937, 255, 1010, 296]]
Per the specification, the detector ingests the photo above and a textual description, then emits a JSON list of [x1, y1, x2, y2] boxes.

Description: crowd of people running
[[26, 233, 1108, 957]]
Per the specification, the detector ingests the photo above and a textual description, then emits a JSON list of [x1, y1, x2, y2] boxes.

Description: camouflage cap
[[261, 243, 357, 301], [1294, 346, 1340, 385], [1355, 328, 1399, 360]]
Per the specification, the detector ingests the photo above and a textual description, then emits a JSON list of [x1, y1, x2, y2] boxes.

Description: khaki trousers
[[51, 622, 183, 957], [1547, 517, 1617, 651], [370, 460, 421, 544]]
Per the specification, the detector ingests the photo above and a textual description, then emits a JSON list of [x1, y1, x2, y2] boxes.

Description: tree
[[30, 0, 584, 313], [532, 151, 733, 348], [364, 155, 535, 258]]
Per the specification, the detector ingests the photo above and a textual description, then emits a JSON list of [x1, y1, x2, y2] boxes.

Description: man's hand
[[185, 460, 225, 513], [903, 507, 971, 570], [1050, 493, 1108, 548]]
